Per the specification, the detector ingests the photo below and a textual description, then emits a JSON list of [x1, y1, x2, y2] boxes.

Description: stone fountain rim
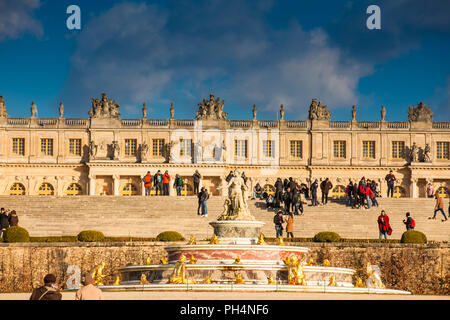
[[209, 220, 266, 226], [164, 244, 310, 251]]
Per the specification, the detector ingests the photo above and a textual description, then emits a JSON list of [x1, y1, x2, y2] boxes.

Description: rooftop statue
[[89, 93, 121, 119], [308, 98, 331, 120], [30, 102, 37, 118], [381, 105, 386, 121], [59, 102, 64, 118], [196, 94, 228, 120], [0, 96, 8, 118], [408, 101, 433, 122]]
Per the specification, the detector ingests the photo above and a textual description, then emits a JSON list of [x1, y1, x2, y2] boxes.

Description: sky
[[0, 0, 449, 121]]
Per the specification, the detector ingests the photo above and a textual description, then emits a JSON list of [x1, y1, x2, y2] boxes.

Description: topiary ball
[[77, 230, 105, 242], [313, 231, 341, 242], [4, 226, 30, 243], [400, 230, 427, 244], [156, 231, 185, 241]]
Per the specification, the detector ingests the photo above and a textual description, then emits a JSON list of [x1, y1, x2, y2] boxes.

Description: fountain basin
[[209, 221, 265, 244]]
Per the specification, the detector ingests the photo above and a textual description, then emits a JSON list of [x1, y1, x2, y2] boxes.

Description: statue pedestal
[[209, 221, 265, 245]]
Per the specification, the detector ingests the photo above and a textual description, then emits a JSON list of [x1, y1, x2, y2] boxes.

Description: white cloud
[[0, 0, 43, 42]]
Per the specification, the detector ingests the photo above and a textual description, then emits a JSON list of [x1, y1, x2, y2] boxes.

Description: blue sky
[[0, 0, 449, 121]]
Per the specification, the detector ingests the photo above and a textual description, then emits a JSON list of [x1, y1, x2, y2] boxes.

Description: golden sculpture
[[286, 256, 307, 286], [188, 255, 197, 264], [160, 257, 168, 264], [355, 277, 365, 288], [113, 276, 121, 285], [187, 236, 196, 245], [234, 255, 242, 264], [328, 275, 337, 286], [145, 257, 152, 265], [168, 255, 196, 284], [267, 274, 276, 285], [140, 273, 150, 285], [365, 262, 385, 289], [209, 234, 219, 244], [235, 274, 245, 284], [283, 255, 292, 265], [306, 258, 315, 266], [202, 274, 212, 284], [323, 259, 331, 267], [91, 262, 108, 286], [257, 233, 267, 245], [276, 237, 285, 245]]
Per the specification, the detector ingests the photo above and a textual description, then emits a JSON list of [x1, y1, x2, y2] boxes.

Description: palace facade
[[0, 94, 449, 198]]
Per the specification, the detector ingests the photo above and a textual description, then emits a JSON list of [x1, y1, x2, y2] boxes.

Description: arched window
[[263, 184, 276, 196], [66, 183, 82, 196], [331, 185, 346, 199], [181, 184, 194, 196], [122, 183, 138, 196], [393, 186, 406, 198], [436, 186, 449, 198], [38, 183, 54, 196], [10, 183, 25, 195]]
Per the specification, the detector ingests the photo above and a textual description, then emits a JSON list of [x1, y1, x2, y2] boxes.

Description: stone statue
[[165, 141, 175, 163], [140, 141, 149, 162], [170, 102, 175, 119], [381, 105, 386, 121], [30, 102, 37, 118], [59, 102, 64, 118], [365, 263, 385, 289], [280, 104, 285, 120], [308, 98, 330, 120], [252, 104, 257, 120], [410, 142, 418, 163], [352, 105, 356, 121], [423, 143, 431, 162], [408, 101, 433, 122], [0, 96, 8, 118], [89, 93, 121, 119], [196, 94, 228, 120], [142, 102, 147, 119], [89, 140, 98, 160], [111, 140, 120, 160], [217, 169, 255, 221]]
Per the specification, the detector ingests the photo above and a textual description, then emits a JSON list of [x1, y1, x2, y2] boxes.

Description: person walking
[[283, 187, 293, 214], [403, 212, 415, 231], [193, 170, 201, 195], [273, 211, 284, 238], [200, 187, 209, 217], [426, 183, 434, 198], [197, 187, 203, 215], [162, 170, 170, 196], [429, 193, 448, 222], [310, 179, 319, 206], [286, 212, 294, 240], [0, 208, 9, 238], [377, 210, 392, 240], [365, 183, 372, 209], [320, 178, 333, 205], [275, 178, 283, 208], [153, 170, 163, 196], [385, 170, 396, 198], [8, 210, 18, 227], [292, 188, 304, 216], [75, 273, 103, 300], [174, 174, 184, 196], [30, 274, 62, 300], [142, 171, 153, 196]]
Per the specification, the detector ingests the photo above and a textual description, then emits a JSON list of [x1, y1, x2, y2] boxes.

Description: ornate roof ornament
[[195, 94, 228, 120], [408, 101, 433, 122], [88, 93, 121, 119], [308, 98, 331, 120], [0, 95, 8, 118]]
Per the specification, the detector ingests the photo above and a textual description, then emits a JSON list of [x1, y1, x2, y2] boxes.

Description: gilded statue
[[145, 257, 152, 265], [168, 255, 195, 284], [202, 274, 212, 284], [209, 234, 219, 244], [323, 259, 331, 267], [234, 255, 242, 264], [188, 235, 196, 245], [113, 276, 121, 285], [235, 274, 245, 284], [257, 233, 267, 245], [355, 277, 365, 288], [188, 255, 197, 264], [287, 256, 307, 286], [276, 237, 285, 246], [365, 263, 385, 289], [328, 275, 337, 287], [160, 257, 168, 264], [267, 274, 276, 285], [140, 273, 150, 285], [91, 262, 108, 286], [306, 258, 315, 266]]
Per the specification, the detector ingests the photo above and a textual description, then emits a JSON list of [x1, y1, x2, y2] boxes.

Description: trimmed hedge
[[156, 231, 185, 241], [3, 226, 30, 243], [401, 230, 427, 244], [77, 230, 105, 242], [313, 231, 341, 243]]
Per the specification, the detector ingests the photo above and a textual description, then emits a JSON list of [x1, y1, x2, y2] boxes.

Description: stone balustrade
[[387, 121, 410, 129], [7, 118, 30, 126], [229, 120, 251, 128], [65, 118, 88, 126], [329, 121, 351, 129], [432, 122, 450, 129], [146, 119, 168, 127], [175, 119, 194, 127], [258, 120, 278, 128], [286, 120, 307, 128], [38, 118, 58, 126], [357, 121, 380, 129], [121, 119, 141, 127]]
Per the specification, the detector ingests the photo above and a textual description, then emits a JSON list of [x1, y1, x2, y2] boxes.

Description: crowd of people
[[142, 169, 204, 197], [0, 208, 19, 237]]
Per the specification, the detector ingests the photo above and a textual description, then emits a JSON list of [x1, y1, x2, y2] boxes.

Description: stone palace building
[[0, 94, 449, 198]]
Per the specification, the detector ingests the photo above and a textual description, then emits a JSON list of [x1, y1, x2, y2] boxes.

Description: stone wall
[[0, 242, 448, 295]]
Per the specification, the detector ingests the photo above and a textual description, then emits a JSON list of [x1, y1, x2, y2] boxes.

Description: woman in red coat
[[377, 210, 392, 240]]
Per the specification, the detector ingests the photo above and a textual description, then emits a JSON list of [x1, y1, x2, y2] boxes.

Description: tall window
[[362, 141, 376, 159], [333, 140, 346, 159], [392, 141, 405, 159], [263, 140, 274, 158], [180, 139, 192, 157], [41, 138, 53, 156], [437, 142, 449, 160], [234, 140, 248, 158], [290, 140, 303, 158], [69, 139, 82, 156], [125, 139, 137, 156], [152, 139, 165, 156], [12, 138, 25, 156]]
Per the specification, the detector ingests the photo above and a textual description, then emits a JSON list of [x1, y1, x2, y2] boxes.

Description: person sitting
[[253, 183, 263, 200], [266, 194, 274, 208]]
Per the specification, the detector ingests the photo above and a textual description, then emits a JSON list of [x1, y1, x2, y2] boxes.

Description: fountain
[[73, 169, 410, 294]]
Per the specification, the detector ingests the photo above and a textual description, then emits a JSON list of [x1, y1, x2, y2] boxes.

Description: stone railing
[[147, 119, 168, 127], [7, 118, 30, 126], [38, 118, 58, 126], [329, 121, 351, 129], [175, 119, 194, 127], [121, 119, 141, 127], [432, 122, 450, 129], [387, 121, 409, 129], [229, 120, 251, 128], [357, 121, 380, 129], [286, 120, 307, 128], [258, 120, 279, 128], [65, 118, 88, 126]]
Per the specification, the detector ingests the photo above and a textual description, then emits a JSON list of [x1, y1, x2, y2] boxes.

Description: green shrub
[[3, 226, 30, 243], [313, 231, 341, 243], [400, 230, 427, 244], [156, 231, 185, 241], [77, 230, 105, 242]]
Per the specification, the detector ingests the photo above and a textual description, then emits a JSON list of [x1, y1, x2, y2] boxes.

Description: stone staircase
[[0, 196, 448, 242]]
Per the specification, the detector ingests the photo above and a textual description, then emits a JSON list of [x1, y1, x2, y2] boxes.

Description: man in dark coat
[[0, 208, 9, 238], [274, 178, 283, 208], [310, 180, 319, 206], [225, 171, 234, 183], [197, 188, 203, 215], [320, 178, 333, 205], [30, 274, 62, 300], [153, 170, 163, 196], [200, 187, 209, 217], [8, 210, 18, 227], [288, 177, 296, 192], [283, 187, 293, 214], [193, 170, 202, 195], [385, 170, 396, 198]]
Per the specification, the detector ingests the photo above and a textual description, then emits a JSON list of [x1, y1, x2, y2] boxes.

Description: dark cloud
[[0, 0, 43, 42]]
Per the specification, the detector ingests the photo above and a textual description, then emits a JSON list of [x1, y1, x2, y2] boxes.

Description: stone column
[[410, 178, 418, 198], [113, 175, 120, 196], [169, 174, 175, 196], [89, 175, 95, 196], [221, 177, 227, 197], [141, 175, 145, 196]]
